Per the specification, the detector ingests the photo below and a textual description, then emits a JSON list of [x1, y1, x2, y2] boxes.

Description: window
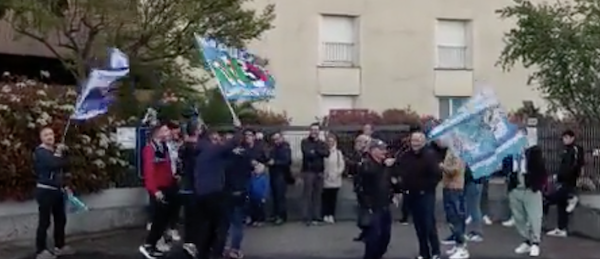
[[320, 95, 355, 117], [320, 15, 358, 66], [435, 20, 471, 69], [438, 96, 469, 119]]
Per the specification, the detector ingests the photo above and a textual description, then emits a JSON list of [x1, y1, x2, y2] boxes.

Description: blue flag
[[71, 48, 129, 121], [428, 88, 528, 179]]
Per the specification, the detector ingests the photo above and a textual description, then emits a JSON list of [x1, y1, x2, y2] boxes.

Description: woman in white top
[[322, 134, 346, 223]]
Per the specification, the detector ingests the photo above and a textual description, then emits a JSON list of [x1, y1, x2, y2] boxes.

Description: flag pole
[[61, 119, 72, 143]]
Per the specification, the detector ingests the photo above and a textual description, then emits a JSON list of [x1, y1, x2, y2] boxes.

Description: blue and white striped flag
[[71, 48, 130, 120], [428, 88, 528, 179]]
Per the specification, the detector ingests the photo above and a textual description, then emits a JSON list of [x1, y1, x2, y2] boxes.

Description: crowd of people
[[30, 120, 584, 259]]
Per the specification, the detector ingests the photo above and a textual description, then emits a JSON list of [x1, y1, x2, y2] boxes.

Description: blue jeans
[[228, 205, 245, 250], [443, 188, 466, 245], [464, 181, 483, 235], [363, 208, 392, 259]]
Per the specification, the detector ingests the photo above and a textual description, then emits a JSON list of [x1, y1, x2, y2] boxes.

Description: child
[[249, 163, 269, 227]]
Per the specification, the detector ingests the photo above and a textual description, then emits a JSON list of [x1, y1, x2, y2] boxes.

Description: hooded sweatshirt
[[194, 132, 242, 196], [33, 146, 68, 189]]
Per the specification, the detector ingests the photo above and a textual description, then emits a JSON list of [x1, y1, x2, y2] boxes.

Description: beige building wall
[[238, 0, 547, 125]]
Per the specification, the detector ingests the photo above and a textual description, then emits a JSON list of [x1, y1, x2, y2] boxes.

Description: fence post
[[526, 117, 538, 146]]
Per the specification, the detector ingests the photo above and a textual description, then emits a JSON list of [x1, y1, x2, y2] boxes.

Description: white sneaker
[[529, 244, 540, 257], [566, 196, 578, 213], [465, 216, 472, 225], [329, 216, 336, 223], [168, 229, 181, 241], [483, 215, 493, 225], [546, 228, 567, 237], [502, 218, 515, 227], [156, 237, 171, 252], [323, 216, 330, 223], [146, 222, 152, 231], [445, 246, 458, 255], [514, 243, 531, 254], [449, 247, 470, 259]]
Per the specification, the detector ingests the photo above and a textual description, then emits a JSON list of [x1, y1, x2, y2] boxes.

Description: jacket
[[249, 173, 269, 201], [268, 141, 292, 176], [300, 137, 330, 173], [143, 141, 175, 195], [178, 141, 198, 194], [441, 151, 465, 189], [506, 145, 547, 192], [396, 147, 442, 193], [357, 155, 401, 210], [225, 142, 265, 193], [557, 144, 584, 188], [324, 147, 345, 188], [194, 132, 242, 196], [33, 146, 68, 189]]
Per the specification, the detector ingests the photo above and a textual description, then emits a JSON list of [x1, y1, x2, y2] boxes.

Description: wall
[[0, 188, 147, 243]]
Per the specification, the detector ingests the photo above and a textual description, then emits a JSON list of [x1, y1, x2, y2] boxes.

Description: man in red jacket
[[139, 123, 180, 259]]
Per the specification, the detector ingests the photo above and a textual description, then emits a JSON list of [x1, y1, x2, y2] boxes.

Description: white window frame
[[319, 14, 359, 67], [438, 96, 469, 119], [435, 19, 471, 70]]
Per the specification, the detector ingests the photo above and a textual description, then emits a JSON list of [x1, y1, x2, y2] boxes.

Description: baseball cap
[[367, 139, 387, 150]]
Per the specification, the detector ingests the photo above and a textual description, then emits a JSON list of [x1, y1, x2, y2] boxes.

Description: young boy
[[249, 164, 269, 227]]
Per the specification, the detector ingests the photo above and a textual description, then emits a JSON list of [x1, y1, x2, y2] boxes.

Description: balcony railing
[[321, 42, 356, 66], [436, 45, 469, 69]]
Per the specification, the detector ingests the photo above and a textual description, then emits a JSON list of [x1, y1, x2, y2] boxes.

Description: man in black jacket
[[267, 132, 292, 224], [506, 142, 546, 257], [545, 129, 584, 237], [397, 131, 442, 259], [358, 139, 400, 259], [178, 121, 202, 257], [300, 123, 330, 225]]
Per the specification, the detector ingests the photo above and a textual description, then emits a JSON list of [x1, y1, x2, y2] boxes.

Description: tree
[[0, 0, 275, 84], [497, 0, 600, 121]]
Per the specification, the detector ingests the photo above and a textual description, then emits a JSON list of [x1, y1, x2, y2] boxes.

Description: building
[[241, 0, 546, 124]]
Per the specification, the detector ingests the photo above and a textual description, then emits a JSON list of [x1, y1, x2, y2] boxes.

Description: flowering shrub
[[326, 108, 437, 127], [0, 75, 130, 201]]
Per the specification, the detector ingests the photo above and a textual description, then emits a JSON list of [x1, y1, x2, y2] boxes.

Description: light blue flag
[[66, 191, 89, 214], [71, 48, 130, 120], [194, 35, 275, 101], [428, 88, 528, 179]]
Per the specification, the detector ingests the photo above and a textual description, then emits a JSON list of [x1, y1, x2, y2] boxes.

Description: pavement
[[2, 222, 599, 259]]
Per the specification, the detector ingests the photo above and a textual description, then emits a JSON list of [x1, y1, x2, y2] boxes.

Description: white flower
[[15, 82, 25, 88], [92, 159, 106, 169], [36, 90, 46, 96], [1, 85, 11, 93], [35, 117, 48, 126], [2, 71, 9, 76], [0, 104, 9, 111], [80, 135, 91, 144], [9, 95, 21, 102], [109, 133, 118, 143], [66, 89, 77, 97], [27, 122, 35, 128], [13, 141, 21, 149], [96, 149, 106, 157], [40, 70, 50, 78], [84, 147, 93, 155], [108, 158, 118, 165], [73, 144, 82, 149], [118, 159, 129, 167], [26, 80, 36, 86], [58, 104, 75, 111], [1, 139, 10, 146]]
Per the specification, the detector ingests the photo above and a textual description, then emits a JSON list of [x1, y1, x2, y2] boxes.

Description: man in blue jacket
[[267, 132, 292, 224], [193, 121, 242, 259]]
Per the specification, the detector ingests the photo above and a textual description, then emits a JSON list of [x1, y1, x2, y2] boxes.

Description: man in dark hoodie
[[267, 132, 292, 224], [34, 127, 73, 259], [194, 120, 243, 259], [545, 129, 583, 237], [300, 123, 330, 225], [397, 130, 442, 259]]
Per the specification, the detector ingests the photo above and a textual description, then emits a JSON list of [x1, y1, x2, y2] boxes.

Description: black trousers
[[269, 172, 288, 220], [182, 193, 199, 244], [544, 186, 573, 230], [195, 191, 227, 259], [35, 188, 67, 253], [145, 185, 180, 246], [321, 188, 339, 217], [407, 190, 440, 258], [400, 192, 410, 221]]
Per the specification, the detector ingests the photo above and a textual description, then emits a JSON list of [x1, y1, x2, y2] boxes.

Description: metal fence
[[537, 120, 600, 192]]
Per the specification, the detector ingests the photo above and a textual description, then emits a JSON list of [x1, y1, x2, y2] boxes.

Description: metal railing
[[321, 42, 356, 66]]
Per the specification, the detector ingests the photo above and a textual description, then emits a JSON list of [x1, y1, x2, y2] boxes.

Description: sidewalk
[[3, 222, 599, 259]]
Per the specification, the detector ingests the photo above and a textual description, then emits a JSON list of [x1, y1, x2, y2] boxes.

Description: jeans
[[408, 190, 440, 258], [302, 172, 323, 221], [363, 208, 392, 259], [270, 172, 288, 220], [35, 188, 66, 253], [443, 188, 466, 245], [464, 181, 483, 235], [400, 192, 410, 221], [228, 204, 246, 250], [182, 193, 199, 244], [481, 179, 490, 216], [250, 199, 266, 222]]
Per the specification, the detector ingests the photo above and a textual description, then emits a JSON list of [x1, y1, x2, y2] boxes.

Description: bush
[[0, 76, 130, 201], [326, 108, 436, 127]]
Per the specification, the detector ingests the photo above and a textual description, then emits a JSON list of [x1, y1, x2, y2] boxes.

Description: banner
[[194, 35, 275, 101], [428, 88, 527, 179]]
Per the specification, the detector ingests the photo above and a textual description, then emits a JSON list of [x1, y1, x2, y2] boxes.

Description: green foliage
[[497, 0, 600, 121], [1, 0, 275, 94]]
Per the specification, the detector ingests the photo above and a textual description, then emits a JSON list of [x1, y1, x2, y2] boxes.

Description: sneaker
[[228, 249, 244, 259], [466, 233, 483, 242], [139, 244, 164, 259], [502, 218, 515, 227], [323, 216, 331, 223], [529, 244, 540, 257], [168, 229, 181, 241], [546, 228, 568, 237], [53, 246, 75, 256], [441, 235, 456, 245], [156, 237, 171, 252], [36, 250, 56, 259], [183, 243, 198, 257], [146, 222, 152, 231], [445, 246, 458, 255], [449, 247, 470, 259], [432, 254, 441, 259], [566, 196, 579, 213], [310, 220, 320, 226], [465, 216, 472, 225], [514, 242, 531, 254], [398, 219, 409, 225], [274, 218, 284, 225], [483, 215, 493, 225]]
